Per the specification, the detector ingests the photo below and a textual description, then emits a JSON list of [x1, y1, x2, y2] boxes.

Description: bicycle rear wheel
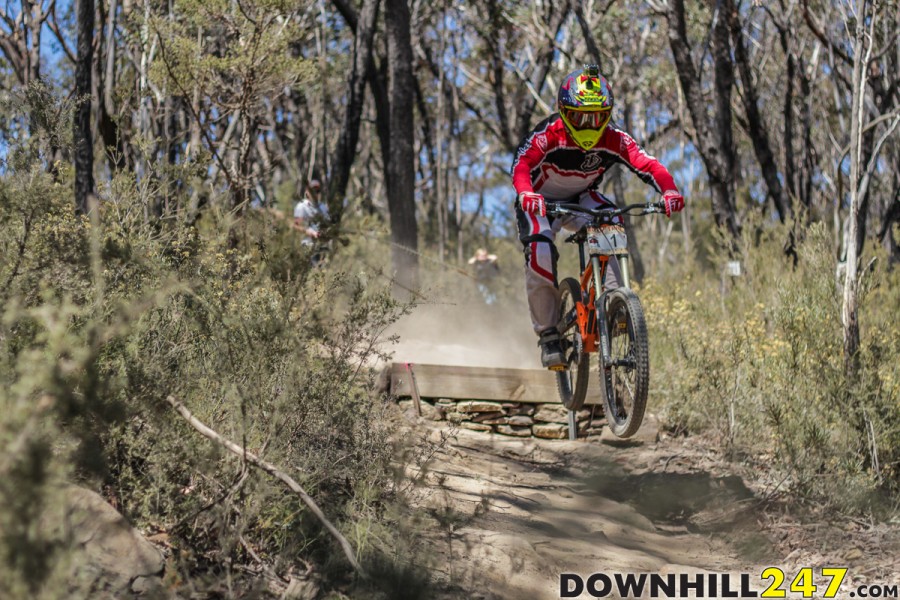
[[557, 278, 590, 411], [600, 288, 649, 438]]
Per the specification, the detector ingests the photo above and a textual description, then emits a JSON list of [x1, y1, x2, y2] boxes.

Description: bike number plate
[[586, 225, 628, 255]]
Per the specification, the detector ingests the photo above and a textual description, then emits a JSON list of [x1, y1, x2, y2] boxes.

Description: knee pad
[[522, 235, 559, 285]]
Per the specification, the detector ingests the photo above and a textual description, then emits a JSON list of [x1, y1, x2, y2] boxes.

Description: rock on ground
[[65, 486, 165, 597]]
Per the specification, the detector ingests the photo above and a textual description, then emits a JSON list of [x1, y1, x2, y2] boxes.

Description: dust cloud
[[384, 287, 542, 371]]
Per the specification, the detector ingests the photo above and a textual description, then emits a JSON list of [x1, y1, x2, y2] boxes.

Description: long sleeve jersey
[[511, 114, 679, 201]]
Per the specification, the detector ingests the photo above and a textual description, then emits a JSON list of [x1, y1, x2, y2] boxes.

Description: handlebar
[[546, 201, 666, 218]]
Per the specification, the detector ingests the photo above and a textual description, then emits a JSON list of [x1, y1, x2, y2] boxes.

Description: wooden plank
[[405, 362, 422, 416], [390, 362, 603, 405]]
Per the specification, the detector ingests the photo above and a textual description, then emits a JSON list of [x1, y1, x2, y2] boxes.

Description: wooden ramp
[[390, 362, 603, 405]]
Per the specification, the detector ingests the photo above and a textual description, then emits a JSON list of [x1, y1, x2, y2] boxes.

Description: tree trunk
[[74, 0, 95, 215], [726, 0, 791, 221], [878, 175, 900, 267], [513, 0, 572, 144], [617, 104, 645, 283], [486, 1, 512, 151], [613, 168, 646, 283], [666, 0, 740, 241], [385, 0, 418, 296], [26, 0, 42, 85], [710, 1, 740, 237], [842, 0, 868, 377], [375, 56, 394, 154], [574, 3, 603, 71]]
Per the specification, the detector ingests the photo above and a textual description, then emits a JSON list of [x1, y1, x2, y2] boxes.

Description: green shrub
[[642, 220, 900, 514], [0, 118, 420, 596]]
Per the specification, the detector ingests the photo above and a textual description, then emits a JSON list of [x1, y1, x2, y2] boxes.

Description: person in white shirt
[[293, 180, 322, 244]]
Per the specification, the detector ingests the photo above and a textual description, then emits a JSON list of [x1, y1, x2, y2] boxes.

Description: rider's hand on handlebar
[[662, 190, 685, 218], [518, 192, 546, 217]]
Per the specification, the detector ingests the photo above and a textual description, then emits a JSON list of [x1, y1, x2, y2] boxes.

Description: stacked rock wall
[[399, 398, 607, 438]]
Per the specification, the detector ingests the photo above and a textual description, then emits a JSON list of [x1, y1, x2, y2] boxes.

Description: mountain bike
[[548, 201, 665, 439]]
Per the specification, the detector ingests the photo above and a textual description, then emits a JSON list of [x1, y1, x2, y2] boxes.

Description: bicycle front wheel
[[557, 278, 590, 411], [600, 288, 649, 438]]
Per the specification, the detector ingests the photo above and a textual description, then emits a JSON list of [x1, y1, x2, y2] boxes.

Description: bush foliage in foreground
[[0, 144, 416, 597]]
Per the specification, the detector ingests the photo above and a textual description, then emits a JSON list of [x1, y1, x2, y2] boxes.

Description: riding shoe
[[538, 328, 566, 370]]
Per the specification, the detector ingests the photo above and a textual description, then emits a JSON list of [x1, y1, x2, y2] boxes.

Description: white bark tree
[[841, 0, 900, 375]]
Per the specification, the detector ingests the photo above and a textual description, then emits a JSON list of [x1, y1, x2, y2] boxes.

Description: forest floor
[[395, 411, 900, 600]]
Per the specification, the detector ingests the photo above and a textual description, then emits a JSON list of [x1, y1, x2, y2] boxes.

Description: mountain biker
[[511, 65, 684, 370]]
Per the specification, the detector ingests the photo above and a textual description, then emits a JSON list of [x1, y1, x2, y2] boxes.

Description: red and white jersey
[[511, 114, 679, 201]]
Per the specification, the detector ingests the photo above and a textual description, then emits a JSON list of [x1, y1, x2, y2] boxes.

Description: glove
[[518, 191, 546, 217], [662, 190, 685, 218]]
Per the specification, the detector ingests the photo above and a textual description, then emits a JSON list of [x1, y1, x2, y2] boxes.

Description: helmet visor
[[562, 107, 611, 131]]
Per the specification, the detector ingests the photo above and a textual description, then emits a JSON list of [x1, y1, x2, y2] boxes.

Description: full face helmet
[[557, 64, 614, 150]]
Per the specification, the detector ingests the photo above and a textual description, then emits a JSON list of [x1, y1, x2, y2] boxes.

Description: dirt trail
[[388, 301, 899, 600], [387, 300, 762, 600], [403, 419, 766, 600]]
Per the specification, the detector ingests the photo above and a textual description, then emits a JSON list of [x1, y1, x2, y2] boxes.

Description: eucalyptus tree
[[828, 0, 900, 373], [660, 0, 741, 240], [384, 0, 419, 295], [802, 0, 900, 261], [74, 0, 95, 214], [149, 0, 316, 211]]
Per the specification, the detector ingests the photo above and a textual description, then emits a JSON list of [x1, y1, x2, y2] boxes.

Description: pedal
[[548, 365, 567, 372]]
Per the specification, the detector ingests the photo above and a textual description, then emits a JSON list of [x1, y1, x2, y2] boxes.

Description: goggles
[[562, 107, 611, 131]]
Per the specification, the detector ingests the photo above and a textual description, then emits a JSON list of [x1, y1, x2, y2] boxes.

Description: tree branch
[[857, 114, 900, 205], [46, 2, 76, 64], [802, 0, 852, 65], [331, 0, 358, 30], [643, 117, 681, 147], [165, 396, 365, 576], [573, 4, 602, 69], [153, 27, 236, 191], [419, 44, 505, 144], [0, 205, 35, 299], [514, 0, 572, 143], [836, 108, 900, 162]]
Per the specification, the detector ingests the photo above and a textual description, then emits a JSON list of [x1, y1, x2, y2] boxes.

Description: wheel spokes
[[619, 372, 635, 403], [608, 313, 637, 421]]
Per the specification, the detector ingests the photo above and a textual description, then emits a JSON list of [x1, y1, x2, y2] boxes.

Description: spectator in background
[[468, 248, 500, 304], [293, 179, 322, 245]]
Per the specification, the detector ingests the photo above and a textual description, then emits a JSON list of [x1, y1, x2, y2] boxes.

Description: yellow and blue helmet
[[557, 65, 614, 150]]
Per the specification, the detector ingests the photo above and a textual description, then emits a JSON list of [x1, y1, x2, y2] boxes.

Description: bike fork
[[594, 254, 630, 369], [618, 255, 631, 289], [592, 256, 612, 370]]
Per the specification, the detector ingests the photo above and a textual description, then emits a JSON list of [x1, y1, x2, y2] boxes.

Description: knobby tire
[[600, 288, 649, 438]]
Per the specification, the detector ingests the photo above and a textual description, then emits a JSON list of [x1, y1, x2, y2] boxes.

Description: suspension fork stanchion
[[618, 254, 631, 289], [592, 256, 612, 369]]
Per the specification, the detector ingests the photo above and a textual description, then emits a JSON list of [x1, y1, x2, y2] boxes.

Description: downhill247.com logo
[[561, 568, 899, 598]]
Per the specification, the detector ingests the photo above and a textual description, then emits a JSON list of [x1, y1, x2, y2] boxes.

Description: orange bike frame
[[576, 255, 609, 353]]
